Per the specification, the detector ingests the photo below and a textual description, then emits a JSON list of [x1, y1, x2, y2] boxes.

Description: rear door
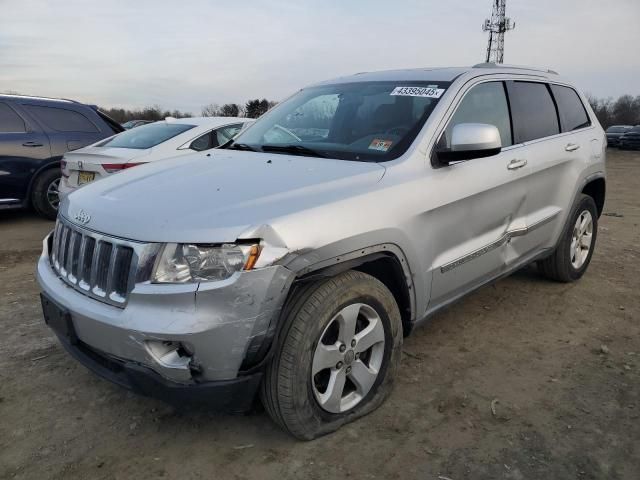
[[506, 81, 595, 257], [0, 102, 51, 203], [20, 103, 106, 159], [428, 80, 530, 307]]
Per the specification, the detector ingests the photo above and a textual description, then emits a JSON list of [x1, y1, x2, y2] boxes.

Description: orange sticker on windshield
[[369, 139, 393, 152]]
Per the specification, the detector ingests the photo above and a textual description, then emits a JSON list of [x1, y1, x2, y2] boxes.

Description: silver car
[[37, 64, 606, 440]]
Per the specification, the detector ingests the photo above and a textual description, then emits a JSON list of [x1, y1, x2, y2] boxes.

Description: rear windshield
[[230, 81, 450, 161], [97, 122, 195, 149]]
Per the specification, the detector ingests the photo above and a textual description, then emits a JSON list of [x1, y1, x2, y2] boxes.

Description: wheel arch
[[581, 176, 606, 217], [293, 244, 416, 336], [239, 243, 417, 374], [26, 158, 61, 206]]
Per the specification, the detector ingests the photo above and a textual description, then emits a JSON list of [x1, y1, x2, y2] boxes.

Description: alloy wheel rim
[[311, 303, 385, 414], [47, 178, 61, 210], [570, 210, 593, 269]]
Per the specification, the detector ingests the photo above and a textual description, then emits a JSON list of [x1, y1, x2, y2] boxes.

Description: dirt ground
[[1, 149, 638, 480]]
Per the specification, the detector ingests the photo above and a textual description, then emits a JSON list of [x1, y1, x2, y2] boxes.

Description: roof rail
[[472, 62, 559, 75], [0, 93, 75, 103]]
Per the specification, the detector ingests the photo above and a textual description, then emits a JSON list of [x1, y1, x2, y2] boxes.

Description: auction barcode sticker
[[390, 86, 445, 98]]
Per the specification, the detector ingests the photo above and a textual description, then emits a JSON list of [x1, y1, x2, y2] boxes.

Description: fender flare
[[292, 242, 416, 325], [239, 243, 417, 374], [551, 171, 606, 253]]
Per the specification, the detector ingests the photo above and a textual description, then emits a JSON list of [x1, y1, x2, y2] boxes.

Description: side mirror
[[436, 123, 502, 165]]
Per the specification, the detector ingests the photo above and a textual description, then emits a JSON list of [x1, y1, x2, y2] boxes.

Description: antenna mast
[[482, 0, 515, 63]]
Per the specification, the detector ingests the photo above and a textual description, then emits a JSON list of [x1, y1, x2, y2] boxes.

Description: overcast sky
[[1, 0, 638, 113]]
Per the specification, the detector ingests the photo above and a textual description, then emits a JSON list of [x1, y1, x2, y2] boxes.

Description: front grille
[[51, 218, 138, 307]]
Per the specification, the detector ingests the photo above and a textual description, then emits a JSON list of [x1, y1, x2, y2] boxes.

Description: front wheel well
[[581, 178, 605, 217], [353, 255, 413, 336], [239, 252, 414, 373]]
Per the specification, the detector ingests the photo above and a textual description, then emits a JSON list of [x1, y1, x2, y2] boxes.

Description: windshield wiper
[[261, 144, 326, 158], [227, 142, 260, 152]]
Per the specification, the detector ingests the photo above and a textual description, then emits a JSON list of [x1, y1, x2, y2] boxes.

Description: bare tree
[[587, 94, 640, 128], [201, 103, 221, 117]]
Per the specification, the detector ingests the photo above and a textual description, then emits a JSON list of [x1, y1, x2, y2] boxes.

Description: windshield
[[229, 81, 450, 161], [98, 122, 195, 149]]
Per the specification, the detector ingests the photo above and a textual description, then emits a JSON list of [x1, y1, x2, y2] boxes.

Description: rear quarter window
[[0, 102, 27, 133], [507, 81, 560, 143], [550, 85, 591, 132], [24, 105, 99, 133]]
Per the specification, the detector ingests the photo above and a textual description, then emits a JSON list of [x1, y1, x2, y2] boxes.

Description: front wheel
[[538, 194, 598, 282], [261, 270, 402, 440]]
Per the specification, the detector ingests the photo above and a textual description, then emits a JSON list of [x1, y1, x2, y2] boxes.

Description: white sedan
[[59, 117, 250, 196]]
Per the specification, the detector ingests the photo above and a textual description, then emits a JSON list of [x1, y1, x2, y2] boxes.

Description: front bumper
[[37, 232, 293, 405], [50, 315, 262, 411]]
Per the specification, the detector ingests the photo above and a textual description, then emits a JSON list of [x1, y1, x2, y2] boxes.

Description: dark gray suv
[[0, 94, 122, 219]]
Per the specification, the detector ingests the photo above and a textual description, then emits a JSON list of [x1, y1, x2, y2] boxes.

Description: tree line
[[6, 89, 638, 128], [102, 94, 640, 129], [100, 99, 278, 123], [587, 94, 640, 128]]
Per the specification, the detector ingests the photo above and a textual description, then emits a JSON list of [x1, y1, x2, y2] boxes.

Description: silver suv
[[37, 64, 606, 440]]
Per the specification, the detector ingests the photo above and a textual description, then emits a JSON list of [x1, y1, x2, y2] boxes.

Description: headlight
[[151, 243, 261, 283]]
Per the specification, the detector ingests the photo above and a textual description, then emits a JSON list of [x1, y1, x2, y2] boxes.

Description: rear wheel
[[261, 270, 402, 440], [31, 168, 61, 220], [538, 194, 598, 282]]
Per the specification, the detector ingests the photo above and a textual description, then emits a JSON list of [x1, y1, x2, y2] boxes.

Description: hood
[[64, 146, 151, 166], [60, 150, 386, 243]]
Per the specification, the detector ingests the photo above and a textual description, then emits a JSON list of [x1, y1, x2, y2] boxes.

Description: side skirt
[[414, 247, 553, 328]]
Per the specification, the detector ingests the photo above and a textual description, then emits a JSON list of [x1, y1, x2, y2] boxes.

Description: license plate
[[78, 171, 96, 185], [40, 293, 78, 344]]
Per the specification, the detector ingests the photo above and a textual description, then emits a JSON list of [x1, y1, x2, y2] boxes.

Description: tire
[[261, 270, 402, 440], [538, 194, 598, 282], [31, 168, 61, 220]]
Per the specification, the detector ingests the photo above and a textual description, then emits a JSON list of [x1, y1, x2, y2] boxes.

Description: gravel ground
[[1, 149, 638, 480]]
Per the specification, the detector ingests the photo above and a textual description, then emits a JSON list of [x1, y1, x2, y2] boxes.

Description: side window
[[215, 123, 243, 145], [190, 124, 245, 151], [23, 105, 99, 133], [507, 82, 560, 143], [190, 132, 212, 151], [0, 103, 27, 133], [439, 82, 512, 149], [550, 85, 591, 132]]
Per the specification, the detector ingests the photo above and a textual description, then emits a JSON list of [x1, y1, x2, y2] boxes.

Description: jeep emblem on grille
[[74, 209, 91, 225]]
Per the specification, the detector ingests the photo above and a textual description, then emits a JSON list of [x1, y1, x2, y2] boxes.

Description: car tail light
[[102, 162, 147, 173]]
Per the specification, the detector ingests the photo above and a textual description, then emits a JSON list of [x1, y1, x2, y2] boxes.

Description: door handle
[[507, 158, 527, 170], [565, 143, 580, 152], [22, 141, 43, 147]]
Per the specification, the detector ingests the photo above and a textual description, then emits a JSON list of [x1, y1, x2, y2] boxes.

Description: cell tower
[[482, 0, 515, 63]]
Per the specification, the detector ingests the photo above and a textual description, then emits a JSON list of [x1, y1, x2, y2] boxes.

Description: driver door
[[427, 81, 530, 308]]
